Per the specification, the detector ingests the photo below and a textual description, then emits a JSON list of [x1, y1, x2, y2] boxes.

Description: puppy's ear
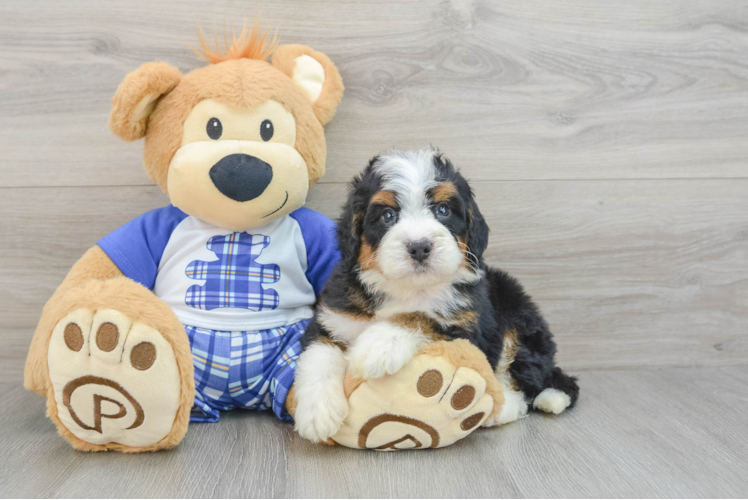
[[467, 196, 490, 262], [109, 62, 181, 141], [336, 175, 368, 273], [272, 44, 344, 125]]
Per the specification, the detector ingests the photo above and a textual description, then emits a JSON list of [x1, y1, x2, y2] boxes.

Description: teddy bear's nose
[[209, 154, 273, 202]]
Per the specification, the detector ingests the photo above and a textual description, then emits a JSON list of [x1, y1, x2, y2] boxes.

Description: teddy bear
[[23, 24, 504, 452]]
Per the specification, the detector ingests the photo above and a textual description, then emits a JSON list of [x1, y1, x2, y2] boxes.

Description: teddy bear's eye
[[207, 118, 222, 140], [260, 119, 274, 141]]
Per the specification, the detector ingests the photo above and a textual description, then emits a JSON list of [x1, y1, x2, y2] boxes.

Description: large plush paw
[[347, 323, 424, 380], [48, 308, 182, 449], [331, 339, 504, 450]]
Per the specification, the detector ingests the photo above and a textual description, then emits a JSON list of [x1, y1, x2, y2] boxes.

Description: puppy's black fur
[[303, 151, 579, 410]]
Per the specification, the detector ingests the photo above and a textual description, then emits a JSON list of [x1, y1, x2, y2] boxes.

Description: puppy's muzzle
[[209, 153, 273, 202], [407, 238, 432, 263]]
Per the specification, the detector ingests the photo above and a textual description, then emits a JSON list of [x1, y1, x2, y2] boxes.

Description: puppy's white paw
[[483, 381, 528, 427], [294, 387, 349, 443], [347, 323, 425, 380], [293, 342, 348, 443]]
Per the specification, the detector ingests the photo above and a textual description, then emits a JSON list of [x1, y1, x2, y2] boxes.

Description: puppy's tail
[[547, 367, 580, 407]]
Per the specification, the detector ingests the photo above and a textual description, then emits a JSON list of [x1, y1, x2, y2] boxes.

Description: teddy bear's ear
[[272, 44, 344, 125], [109, 62, 182, 141]]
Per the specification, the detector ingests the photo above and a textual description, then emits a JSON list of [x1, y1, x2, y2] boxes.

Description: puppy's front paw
[[294, 387, 348, 443], [348, 323, 424, 380], [293, 342, 349, 443]]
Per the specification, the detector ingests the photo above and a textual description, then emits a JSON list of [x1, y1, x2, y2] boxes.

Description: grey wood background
[[0, 0, 747, 497]]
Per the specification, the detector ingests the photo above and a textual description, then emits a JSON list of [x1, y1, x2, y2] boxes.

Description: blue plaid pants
[[186, 319, 308, 422]]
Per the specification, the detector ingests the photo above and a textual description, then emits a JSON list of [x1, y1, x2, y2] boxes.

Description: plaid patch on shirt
[[187, 319, 307, 422], [185, 232, 281, 311]]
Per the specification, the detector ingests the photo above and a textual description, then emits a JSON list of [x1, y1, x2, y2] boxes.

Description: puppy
[[294, 148, 579, 442]]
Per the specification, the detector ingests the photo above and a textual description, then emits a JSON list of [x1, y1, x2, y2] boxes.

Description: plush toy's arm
[[57, 245, 123, 286], [24, 246, 122, 395]]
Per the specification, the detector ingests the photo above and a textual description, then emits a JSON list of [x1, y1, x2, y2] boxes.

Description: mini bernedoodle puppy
[[294, 148, 579, 442]]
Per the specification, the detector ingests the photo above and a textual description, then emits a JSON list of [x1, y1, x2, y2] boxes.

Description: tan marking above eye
[[96, 322, 119, 352], [432, 182, 458, 203], [181, 98, 296, 147], [370, 190, 397, 208]]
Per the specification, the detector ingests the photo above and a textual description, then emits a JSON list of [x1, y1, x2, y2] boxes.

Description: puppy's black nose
[[209, 154, 273, 202], [407, 239, 432, 263]]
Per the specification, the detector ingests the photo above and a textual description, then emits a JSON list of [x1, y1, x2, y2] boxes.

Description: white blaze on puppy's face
[[370, 150, 465, 288]]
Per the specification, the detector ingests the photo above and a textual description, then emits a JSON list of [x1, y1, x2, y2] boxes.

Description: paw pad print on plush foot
[[48, 308, 181, 447], [331, 348, 497, 450]]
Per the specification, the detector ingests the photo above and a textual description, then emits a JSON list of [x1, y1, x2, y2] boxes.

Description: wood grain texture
[[2, 178, 745, 380], [1, 0, 748, 496], [2, 0, 748, 188], [2, 365, 748, 498]]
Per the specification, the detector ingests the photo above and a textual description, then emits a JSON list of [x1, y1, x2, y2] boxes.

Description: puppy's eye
[[435, 202, 451, 217], [381, 208, 397, 225], [207, 118, 223, 140], [260, 119, 274, 141]]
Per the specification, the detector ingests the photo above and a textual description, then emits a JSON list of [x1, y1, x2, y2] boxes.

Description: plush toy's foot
[[329, 339, 504, 450], [47, 306, 188, 452]]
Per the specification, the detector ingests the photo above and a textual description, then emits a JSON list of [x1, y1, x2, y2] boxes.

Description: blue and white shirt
[[98, 206, 339, 332]]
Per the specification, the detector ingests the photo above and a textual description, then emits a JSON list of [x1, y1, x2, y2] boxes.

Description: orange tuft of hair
[[192, 19, 279, 64]]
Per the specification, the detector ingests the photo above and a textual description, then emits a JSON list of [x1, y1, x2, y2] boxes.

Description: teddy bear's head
[[108, 26, 343, 231]]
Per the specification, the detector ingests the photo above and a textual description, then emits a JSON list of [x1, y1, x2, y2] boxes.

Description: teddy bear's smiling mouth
[[262, 191, 289, 218]]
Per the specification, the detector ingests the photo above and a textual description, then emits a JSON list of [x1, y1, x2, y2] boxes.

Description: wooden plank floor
[[1, 0, 747, 497], [2, 365, 748, 498]]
